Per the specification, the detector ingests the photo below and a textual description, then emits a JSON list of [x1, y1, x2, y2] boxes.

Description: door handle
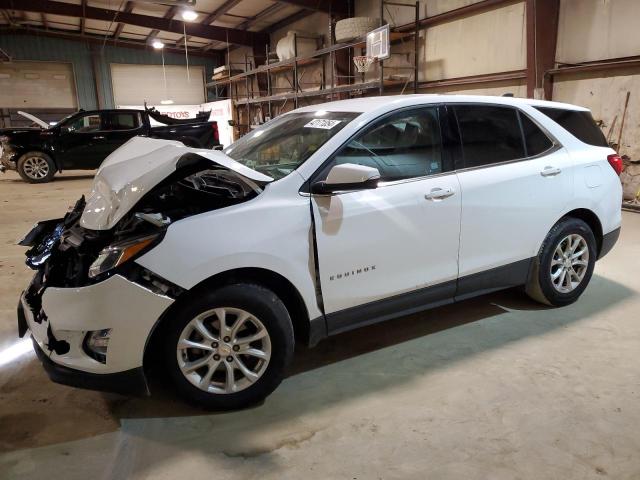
[[92, 135, 106, 140], [540, 166, 561, 177], [425, 187, 455, 201]]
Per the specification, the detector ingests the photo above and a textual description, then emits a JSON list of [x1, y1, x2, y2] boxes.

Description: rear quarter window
[[535, 107, 607, 147]]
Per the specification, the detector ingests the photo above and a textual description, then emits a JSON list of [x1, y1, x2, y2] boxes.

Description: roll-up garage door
[[111, 63, 205, 106], [0, 61, 77, 109]]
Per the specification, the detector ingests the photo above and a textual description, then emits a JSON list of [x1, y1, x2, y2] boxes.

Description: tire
[[335, 17, 380, 43], [17, 151, 56, 183], [526, 217, 597, 307], [163, 283, 294, 409]]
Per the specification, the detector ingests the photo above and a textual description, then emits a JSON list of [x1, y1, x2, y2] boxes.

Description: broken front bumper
[[20, 267, 174, 396]]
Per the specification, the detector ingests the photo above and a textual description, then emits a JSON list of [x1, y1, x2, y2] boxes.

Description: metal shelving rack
[[207, 1, 420, 137]]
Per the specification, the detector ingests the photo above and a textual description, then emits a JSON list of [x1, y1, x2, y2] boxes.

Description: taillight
[[212, 122, 219, 142], [607, 153, 623, 175]]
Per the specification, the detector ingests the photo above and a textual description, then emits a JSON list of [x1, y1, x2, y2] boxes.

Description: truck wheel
[[17, 152, 56, 183], [526, 217, 597, 307], [164, 283, 294, 410]]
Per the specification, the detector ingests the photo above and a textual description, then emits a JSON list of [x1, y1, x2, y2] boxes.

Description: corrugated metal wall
[[0, 34, 219, 110]]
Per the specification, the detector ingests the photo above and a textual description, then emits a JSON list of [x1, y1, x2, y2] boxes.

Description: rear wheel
[[17, 151, 56, 183], [526, 217, 597, 306], [164, 283, 294, 409]]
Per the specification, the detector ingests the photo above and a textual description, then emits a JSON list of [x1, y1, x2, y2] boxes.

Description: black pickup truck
[[0, 108, 220, 183]]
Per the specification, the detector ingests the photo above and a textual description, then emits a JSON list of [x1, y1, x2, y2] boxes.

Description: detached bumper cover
[[20, 273, 173, 395], [31, 335, 148, 396]]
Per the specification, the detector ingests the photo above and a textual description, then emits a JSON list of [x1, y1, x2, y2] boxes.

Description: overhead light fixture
[[152, 40, 164, 49], [181, 9, 198, 21], [161, 99, 174, 105]]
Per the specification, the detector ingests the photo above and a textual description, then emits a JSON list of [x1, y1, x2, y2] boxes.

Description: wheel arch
[[560, 208, 603, 255], [143, 267, 312, 372]]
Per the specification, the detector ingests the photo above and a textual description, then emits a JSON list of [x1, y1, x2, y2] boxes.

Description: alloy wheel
[[22, 156, 50, 180], [176, 307, 271, 394], [550, 233, 589, 293]]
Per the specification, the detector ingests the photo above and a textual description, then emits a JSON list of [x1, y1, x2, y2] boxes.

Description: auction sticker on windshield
[[304, 119, 342, 129]]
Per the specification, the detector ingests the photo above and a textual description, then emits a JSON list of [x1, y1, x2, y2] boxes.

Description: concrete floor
[[0, 169, 639, 480]]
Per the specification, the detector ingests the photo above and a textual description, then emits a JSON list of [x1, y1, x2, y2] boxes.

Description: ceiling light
[[181, 9, 198, 21], [161, 99, 174, 105], [152, 40, 164, 49]]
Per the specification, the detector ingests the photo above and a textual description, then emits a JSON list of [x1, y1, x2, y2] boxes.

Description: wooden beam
[[0, 0, 268, 46], [113, 0, 133, 40], [237, 3, 285, 30], [547, 57, 640, 76], [526, 0, 559, 99], [419, 69, 527, 89], [274, 0, 346, 15], [201, 0, 243, 25], [263, 8, 313, 34], [1, 25, 220, 58], [396, 0, 521, 32], [145, 5, 176, 44]]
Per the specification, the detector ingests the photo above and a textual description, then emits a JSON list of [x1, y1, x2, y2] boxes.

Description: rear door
[[102, 111, 146, 157], [451, 104, 572, 297], [311, 106, 462, 332]]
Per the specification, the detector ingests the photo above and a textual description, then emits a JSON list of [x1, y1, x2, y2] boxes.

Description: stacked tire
[[335, 17, 380, 43]]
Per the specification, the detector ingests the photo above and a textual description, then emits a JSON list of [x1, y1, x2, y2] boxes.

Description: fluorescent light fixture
[[181, 9, 198, 21], [160, 99, 174, 105], [0, 339, 33, 368], [152, 40, 164, 49]]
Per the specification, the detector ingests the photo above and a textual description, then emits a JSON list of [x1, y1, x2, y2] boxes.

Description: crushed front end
[[17, 137, 270, 395]]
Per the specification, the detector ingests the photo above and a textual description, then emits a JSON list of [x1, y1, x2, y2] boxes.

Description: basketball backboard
[[366, 24, 390, 60]]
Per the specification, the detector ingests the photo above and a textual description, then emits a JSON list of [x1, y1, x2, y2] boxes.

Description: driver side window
[[323, 107, 445, 182], [66, 113, 102, 133]]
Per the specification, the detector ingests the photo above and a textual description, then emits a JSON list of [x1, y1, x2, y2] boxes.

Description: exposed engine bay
[[22, 164, 261, 296]]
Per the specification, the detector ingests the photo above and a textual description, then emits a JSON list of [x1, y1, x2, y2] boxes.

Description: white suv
[[18, 95, 622, 409]]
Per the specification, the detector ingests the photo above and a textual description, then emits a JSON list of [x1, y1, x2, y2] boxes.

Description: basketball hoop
[[353, 55, 376, 73]]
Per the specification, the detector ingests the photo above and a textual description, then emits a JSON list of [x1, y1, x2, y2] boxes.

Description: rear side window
[[535, 107, 607, 147], [105, 112, 141, 130], [519, 113, 554, 156], [454, 105, 525, 167]]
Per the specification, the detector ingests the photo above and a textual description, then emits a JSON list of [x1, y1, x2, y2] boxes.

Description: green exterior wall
[[0, 34, 219, 109]]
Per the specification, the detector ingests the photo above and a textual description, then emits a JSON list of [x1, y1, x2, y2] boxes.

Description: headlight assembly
[[88, 235, 158, 279]]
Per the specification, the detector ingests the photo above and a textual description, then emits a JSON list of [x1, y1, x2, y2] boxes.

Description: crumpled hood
[[80, 136, 273, 230]]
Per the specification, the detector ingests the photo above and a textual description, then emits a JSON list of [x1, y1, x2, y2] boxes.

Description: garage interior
[[1, 0, 640, 478]]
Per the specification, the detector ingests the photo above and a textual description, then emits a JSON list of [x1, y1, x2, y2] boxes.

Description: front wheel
[[164, 284, 294, 409], [526, 217, 597, 307], [17, 151, 56, 183]]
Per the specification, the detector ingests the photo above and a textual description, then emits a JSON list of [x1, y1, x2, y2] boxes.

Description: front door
[[56, 112, 109, 169], [310, 106, 461, 333]]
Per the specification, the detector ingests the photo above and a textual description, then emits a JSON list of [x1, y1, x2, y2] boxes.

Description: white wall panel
[[556, 0, 640, 64], [110, 63, 205, 106], [424, 3, 526, 81], [0, 61, 77, 109]]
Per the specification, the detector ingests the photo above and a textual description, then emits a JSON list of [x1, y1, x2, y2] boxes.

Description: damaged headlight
[[88, 234, 158, 279]]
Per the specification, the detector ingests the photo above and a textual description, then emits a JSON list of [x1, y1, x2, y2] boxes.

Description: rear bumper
[[599, 227, 621, 259], [31, 335, 148, 396]]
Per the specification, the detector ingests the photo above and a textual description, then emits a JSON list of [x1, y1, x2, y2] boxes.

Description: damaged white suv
[[18, 95, 622, 409]]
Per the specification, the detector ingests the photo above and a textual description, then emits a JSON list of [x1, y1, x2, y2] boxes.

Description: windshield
[[224, 111, 360, 180]]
